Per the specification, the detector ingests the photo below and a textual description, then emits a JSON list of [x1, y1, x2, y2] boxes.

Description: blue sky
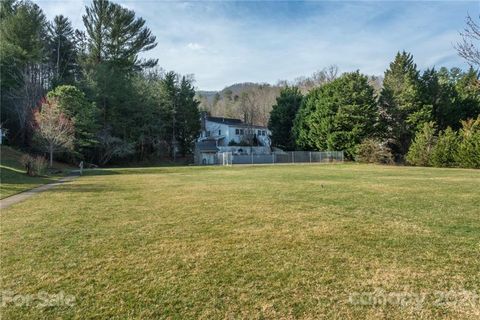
[[36, 0, 479, 90]]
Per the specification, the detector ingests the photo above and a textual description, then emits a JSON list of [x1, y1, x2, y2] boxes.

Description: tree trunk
[[49, 145, 53, 168]]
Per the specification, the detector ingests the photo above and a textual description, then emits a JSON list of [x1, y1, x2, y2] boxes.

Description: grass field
[[1, 164, 479, 319], [0, 146, 72, 199]]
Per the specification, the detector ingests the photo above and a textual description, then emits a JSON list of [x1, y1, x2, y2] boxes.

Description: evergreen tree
[[0, 0, 47, 64], [294, 71, 377, 159], [379, 51, 422, 160], [268, 86, 303, 150], [430, 127, 458, 167], [293, 90, 317, 150], [82, 0, 157, 133], [456, 117, 480, 168], [159, 71, 178, 153], [82, 0, 111, 64], [176, 76, 201, 156], [83, 0, 157, 69], [48, 15, 77, 86], [454, 67, 480, 126], [406, 122, 437, 166], [0, 0, 49, 145], [435, 67, 463, 129], [418, 68, 453, 130]]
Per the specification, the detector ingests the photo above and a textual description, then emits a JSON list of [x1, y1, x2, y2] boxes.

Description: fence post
[[251, 151, 253, 165], [292, 151, 294, 164], [272, 152, 275, 165], [309, 151, 312, 163]]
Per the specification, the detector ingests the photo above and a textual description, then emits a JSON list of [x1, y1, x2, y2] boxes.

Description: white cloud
[[186, 42, 205, 51]]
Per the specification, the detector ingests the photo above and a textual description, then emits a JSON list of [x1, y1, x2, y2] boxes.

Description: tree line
[[1, 0, 200, 166], [196, 66, 377, 128], [269, 52, 480, 168], [2, 1, 479, 169]]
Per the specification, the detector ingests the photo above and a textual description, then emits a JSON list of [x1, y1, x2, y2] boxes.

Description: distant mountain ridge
[[197, 82, 272, 104]]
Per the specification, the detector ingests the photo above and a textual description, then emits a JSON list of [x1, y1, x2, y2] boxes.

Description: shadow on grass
[[0, 166, 61, 199], [0, 166, 58, 185], [81, 165, 219, 177]]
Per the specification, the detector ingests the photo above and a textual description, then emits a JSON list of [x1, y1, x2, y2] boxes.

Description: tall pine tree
[[268, 86, 303, 150], [82, 0, 157, 134], [176, 76, 201, 156], [379, 51, 422, 160], [48, 15, 77, 86]]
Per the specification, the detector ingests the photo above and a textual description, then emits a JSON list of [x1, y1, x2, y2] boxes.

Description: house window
[[258, 130, 262, 136], [235, 129, 239, 135], [240, 129, 244, 135], [218, 130, 221, 136]]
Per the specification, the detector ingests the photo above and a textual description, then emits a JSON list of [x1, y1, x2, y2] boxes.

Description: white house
[[198, 114, 271, 147], [195, 114, 272, 164]]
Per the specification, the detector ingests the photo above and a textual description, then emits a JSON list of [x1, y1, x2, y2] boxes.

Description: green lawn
[[0, 146, 71, 199], [1, 164, 479, 319]]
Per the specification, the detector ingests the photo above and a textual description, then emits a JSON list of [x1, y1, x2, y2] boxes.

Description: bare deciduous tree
[[292, 65, 339, 92], [456, 14, 480, 67], [33, 98, 75, 167], [96, 128, 134, 165]]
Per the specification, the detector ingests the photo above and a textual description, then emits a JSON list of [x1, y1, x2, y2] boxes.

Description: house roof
[[206, 117, 268, 130], [206, 116, 243, 125], [234, 124, 269, 129]]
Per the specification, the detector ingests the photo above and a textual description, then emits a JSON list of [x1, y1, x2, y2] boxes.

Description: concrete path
[[0, 174, 79, 211]]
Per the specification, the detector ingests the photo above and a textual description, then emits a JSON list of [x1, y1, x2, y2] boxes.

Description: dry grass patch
[[1, 164, 479, 319]]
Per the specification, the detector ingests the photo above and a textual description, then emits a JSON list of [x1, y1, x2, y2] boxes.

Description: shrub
[[33, 155, 48, 175], [356, 139, 394, 164], [406, 122, 437, 166], [456, 117, 480, 169], [430, 127, 458, 167], [19, 154, 48, 176], [20, 154, 35, 176], [228, 140, 239, 146]]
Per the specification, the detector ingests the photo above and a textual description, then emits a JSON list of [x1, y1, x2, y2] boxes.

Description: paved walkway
[[0, 174, 79, 211]]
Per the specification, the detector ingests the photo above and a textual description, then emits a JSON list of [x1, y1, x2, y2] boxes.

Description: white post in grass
[[309, 151, 312, 163]]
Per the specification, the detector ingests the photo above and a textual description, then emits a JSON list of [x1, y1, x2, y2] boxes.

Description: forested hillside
[[1, 0, 200, 165]]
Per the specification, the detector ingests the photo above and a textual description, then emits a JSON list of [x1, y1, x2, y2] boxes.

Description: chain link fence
[[216, 151, 344, 165]]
